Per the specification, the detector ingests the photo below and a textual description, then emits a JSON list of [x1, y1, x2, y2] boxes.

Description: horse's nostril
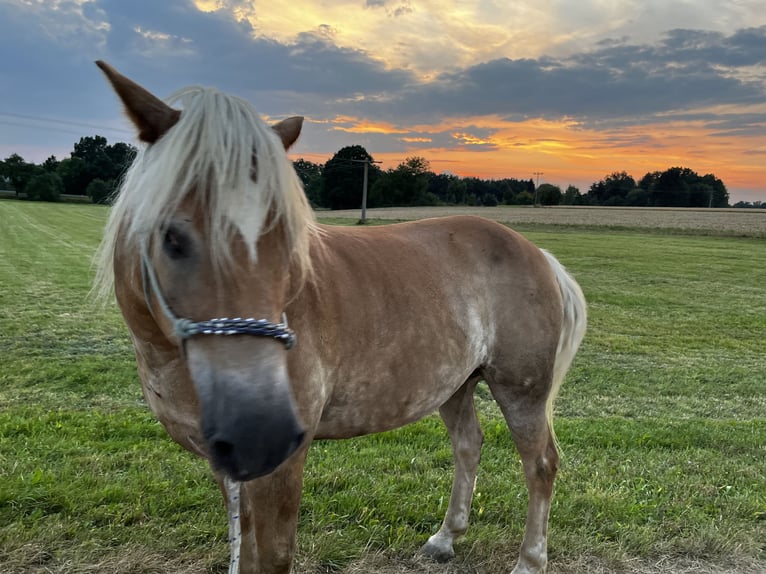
[[212, 439, 234, 461]]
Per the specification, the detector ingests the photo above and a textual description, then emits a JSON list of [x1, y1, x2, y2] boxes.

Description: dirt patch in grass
[[325, 206, 766, 237], [333, 553, 766, 574], [5, 546, 763, 574]]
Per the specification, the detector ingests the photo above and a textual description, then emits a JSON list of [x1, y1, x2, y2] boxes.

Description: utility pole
[[533, 172, 544, 206], [345, 158, 382, 223]]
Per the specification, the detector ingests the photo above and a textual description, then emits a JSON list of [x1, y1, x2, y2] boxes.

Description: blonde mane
[[95, 86, 318, 299]]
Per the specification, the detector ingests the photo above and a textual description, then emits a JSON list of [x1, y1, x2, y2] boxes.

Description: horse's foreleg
[[216, 472, 259, 573], [420, 376, 483, 562], [239, 448, 308, 574], [214, 448, 307, 574], [489, 388, 559, 574]]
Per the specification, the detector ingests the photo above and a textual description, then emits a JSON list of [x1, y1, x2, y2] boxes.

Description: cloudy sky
[[1, 0, 765, 202]]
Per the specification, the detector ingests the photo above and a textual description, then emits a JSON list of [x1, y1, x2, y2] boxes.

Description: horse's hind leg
[[421, 375, 483, 562], [487, 377, 559, 574]]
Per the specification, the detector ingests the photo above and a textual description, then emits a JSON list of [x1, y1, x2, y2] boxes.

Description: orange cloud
[[308, 114, 765, 196], [331, 119, 408, 135]]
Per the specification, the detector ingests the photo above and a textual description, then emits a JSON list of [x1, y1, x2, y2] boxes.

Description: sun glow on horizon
[[291, 113, 765, 197]]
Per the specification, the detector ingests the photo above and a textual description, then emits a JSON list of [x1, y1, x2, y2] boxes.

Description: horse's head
[[97, 61, 315, 481]]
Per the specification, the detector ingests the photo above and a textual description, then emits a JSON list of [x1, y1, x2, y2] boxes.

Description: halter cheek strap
[[140, 238, 297, 349]]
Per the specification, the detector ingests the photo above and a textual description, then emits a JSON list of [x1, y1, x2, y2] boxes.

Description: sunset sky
[[1, 0, 764, 202]]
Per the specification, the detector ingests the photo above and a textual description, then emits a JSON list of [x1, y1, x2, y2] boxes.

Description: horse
[[94, 61, 587, 574]]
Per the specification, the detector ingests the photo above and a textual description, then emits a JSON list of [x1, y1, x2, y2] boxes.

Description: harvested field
[[327, 206, 766, 237]]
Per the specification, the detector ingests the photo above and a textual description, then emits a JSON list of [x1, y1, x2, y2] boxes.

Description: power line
[[0, 119, 118, 139], [533, 171, 544, 206], [0, 111, 132, 135]]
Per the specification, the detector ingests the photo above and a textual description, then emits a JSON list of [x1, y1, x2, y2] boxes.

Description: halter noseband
[[140, 239, 297, 349]]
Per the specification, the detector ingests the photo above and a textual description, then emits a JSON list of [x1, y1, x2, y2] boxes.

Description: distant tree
[[653, 167, 690, 207], [537, 183, 563, 206], [464, 177, 492, 204], [56, 157, 89, 196], [3, 153, 34, 197], [638, 171, 661, 191], [104, 142, 136, 179], [500, 178, 534, 204], [426, 173, 452, 203], [42, 156, 59, 173], [516, 190, 534, 205], [625, 188, 649, 206], [588, 171, 636, 205], [699, 173, 729, 207], [321, 146, 381, 210], [446, 177, 467, 204], [25, 171, 63, 202], [86, 178, 113, 205], [69, 136, 136, 194], [293, 159, 323, 206], [371, 156, 434, 207], [561, 185, 583, 205]]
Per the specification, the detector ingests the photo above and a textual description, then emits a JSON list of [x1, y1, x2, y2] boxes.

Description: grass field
[[1, 200, 764, 573]]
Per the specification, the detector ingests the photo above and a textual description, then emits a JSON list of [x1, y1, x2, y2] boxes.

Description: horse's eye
[[163, 226, 189, 260]]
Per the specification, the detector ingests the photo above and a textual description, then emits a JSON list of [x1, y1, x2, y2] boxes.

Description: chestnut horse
[[95, 61, 586, 574]]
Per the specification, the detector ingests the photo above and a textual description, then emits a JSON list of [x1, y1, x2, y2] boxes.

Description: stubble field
[[329, 205, 766, 237], [0, 200, 764, 573]]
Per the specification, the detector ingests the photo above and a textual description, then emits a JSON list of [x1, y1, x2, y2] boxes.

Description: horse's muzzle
[[194, 369, 306, 481], [207, 418, 305, 481]]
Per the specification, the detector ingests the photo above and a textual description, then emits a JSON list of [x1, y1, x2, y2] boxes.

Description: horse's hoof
[[419, 537, 455, 563]]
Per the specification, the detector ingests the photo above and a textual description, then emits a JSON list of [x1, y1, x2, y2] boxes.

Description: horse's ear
[[272, 116, 303, 150], [96, 60, 180, 144]]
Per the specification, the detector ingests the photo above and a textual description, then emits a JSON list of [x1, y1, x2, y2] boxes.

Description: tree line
[[296, 146, 731, 209], [0, 136, 136, 203], [1, 137, 734, 208]]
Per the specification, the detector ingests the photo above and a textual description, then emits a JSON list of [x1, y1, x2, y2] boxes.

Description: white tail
[[542, 250, 588, 447]]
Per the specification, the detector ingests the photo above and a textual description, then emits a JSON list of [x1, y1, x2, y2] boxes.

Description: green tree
[[648, 167, 728, 208], [70, 136, 136, 194], [537, 183, 563, 206], [321, 146, 380, 210], [426, 173, 452, 203], [700, 173, 729, 207], [42, 156, 59, 173], [86, 178, 113, 205], [25, 172, 63, 202], [104, 142, 136, 180], [292, 159, 323, 207], [625, 188, 649, 206], [446, 177, 467, 204], [562, 185, 583, 205], [3, 153, 34, 197], [371, 156, 434, 207], [56, 157, 89, 196], [653, 167, 690, 207], [588, 171, 636, 205], [516, 191, 534, 205]]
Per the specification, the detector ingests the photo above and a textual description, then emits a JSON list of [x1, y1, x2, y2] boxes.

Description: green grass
[[1, 201, 764, 573]]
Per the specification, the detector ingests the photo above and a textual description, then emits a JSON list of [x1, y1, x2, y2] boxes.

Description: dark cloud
[[93, 0, 414, 98], [1, 0, 764, 158], [361, 27, 766, 125], [0, 0, 414, 117]]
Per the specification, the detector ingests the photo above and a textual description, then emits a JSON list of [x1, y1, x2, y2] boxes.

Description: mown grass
[[1, 201, 764, 573]]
